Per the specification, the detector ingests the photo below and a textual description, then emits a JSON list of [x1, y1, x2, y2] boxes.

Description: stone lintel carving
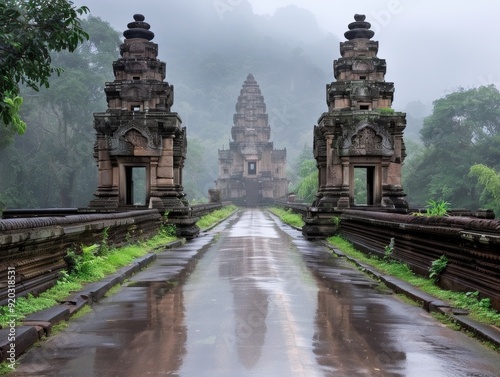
[[107, 123, 162, 156], [340, 122, 393, 156]]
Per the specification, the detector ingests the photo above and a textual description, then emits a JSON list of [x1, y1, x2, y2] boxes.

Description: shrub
[[429, 255, 448, 282]]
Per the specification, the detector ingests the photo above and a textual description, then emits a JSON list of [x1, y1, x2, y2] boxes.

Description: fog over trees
[[1, 0, 499, 213]]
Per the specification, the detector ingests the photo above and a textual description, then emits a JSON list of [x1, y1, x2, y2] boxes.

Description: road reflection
[[219, 235, 270, 369]]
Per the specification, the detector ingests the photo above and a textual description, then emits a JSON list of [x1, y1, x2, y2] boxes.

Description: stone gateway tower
[[216, 74, 288, 206], [313, 14, 408, 210], [303, 14, 408, 239], [88, 14, 188, 211]]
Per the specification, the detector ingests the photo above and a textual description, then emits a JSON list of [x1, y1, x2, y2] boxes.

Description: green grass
[[0, 231, 176, 328], [268, 207, 304, 228], [0, 362, 16, 375], [327, 235, 500, 327], [196, 205, 237, 229]]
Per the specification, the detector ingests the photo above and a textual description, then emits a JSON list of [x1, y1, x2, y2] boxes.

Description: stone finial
[[123, 14, 155, 41], [344, 14, 374, 40], [245, 73, 257, 84]]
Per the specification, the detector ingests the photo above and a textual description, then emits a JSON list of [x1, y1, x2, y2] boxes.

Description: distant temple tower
[[88, 14, 188, 211], [216, 74, 288, 206], [312, 14, 408, 210]]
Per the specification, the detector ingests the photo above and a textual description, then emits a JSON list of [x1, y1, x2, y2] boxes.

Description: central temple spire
[[216, 74, 288, 206]]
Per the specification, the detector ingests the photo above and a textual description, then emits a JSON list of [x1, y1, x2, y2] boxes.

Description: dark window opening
[[223, 168, 229, 174], [360, 105, 370, 110], [354, 167, 375, 205], [248, 161, 257, 175], [133, 76, 140, 80], [125, 166, 147, 205], [360, 75, 367, 80]]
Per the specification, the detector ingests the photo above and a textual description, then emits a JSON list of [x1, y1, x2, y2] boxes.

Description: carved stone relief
[[125, 129, 148, 148], [340, 122, 393, 156], [108, 124, 162, 156]]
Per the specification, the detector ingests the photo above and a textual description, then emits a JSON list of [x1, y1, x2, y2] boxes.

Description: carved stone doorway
[[245, 179, 261, 206], [350, 164, 381, 207], [120, 164, 150, 207]]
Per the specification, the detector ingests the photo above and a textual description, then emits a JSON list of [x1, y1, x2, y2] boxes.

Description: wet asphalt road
[[11, 209, 500, 376]]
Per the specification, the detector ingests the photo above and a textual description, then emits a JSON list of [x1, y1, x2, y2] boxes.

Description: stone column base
[[302, 207, 341, 240], [166, 207, 200, 239]]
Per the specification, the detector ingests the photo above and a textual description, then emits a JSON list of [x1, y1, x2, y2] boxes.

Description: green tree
[[183, 136, 221, 203], [405, 86, 500, 210], [0, 0, 89, 135], [290, 145, 318, 203], [0, 16, 120, 209], [469, 164, 500, 214]]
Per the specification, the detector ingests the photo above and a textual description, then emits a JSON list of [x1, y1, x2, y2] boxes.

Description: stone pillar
[[97, 136, 113, 188], [87, 135, 119, 209], [157, 136, 174, 187]]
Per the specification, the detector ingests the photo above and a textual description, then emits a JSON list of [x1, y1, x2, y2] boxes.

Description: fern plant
[[383, 238, 395, 261], [425, 199, 450, 216], [429, 255, 448, 281]]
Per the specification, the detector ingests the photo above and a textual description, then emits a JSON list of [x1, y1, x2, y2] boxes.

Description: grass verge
[[268, 207, 304, 228], [196, 205, 237, 229], [327, 235, 500, 328]]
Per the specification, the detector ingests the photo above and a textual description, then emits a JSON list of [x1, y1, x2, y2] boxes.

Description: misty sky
[[73, 0, 500, 111]]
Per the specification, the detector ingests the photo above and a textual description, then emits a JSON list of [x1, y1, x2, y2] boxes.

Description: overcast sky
[[73, 0, 500, 111], [247, 0, 500, 109]]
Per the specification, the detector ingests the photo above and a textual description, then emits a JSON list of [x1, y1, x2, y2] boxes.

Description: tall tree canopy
[[0, 0, 89, 135], [469, 164, 500, 214], [0, 16, 120, 210], [405, 85, 500, 211]]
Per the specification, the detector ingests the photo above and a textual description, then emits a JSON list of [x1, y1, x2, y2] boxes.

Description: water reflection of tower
[[94, 282, 187, 376], [218, 231, 272, 369]]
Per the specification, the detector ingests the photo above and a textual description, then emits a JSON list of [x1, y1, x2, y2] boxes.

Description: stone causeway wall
[[0, 210, 161, 306], [340, 210, 500, 311]]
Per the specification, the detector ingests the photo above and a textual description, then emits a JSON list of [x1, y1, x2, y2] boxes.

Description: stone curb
[[321, 241, 500, 348], [0, 238, 182, 363]]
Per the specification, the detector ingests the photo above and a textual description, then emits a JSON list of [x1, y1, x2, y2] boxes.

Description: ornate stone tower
[[313, 14, 407, 210], [303, 14, 407, 239], [88, 14, 188, 211], [216, 74, 288, 206]]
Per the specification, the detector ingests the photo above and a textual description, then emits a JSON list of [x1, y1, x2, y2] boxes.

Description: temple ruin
[[303, 14, 408, 238], [216, 74, 288, 206], [87, 14, 198, 237], [88, 14, 188, 210], [313, 14, 407, 210]]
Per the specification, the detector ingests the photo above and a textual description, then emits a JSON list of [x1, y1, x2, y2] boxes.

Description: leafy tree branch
[[0, 0, 89, 133]]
